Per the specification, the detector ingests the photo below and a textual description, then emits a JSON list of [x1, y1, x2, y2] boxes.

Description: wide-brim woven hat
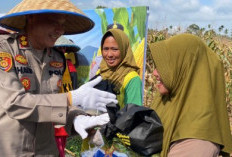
[[0, 0, 94, 35], [0, 26, 14, 34], [55, 36, 80, 52]]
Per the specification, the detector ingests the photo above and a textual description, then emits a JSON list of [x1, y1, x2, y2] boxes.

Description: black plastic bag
[[91, 77, 163, 156], [103, 104, 163, 156]]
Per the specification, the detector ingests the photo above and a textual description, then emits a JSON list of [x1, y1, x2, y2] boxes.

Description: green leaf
[[131, 6, 147, 39], [95, 9, 108, 34]]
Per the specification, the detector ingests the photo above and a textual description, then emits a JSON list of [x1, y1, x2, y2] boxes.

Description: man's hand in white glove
[[73, 113, 109, 139], [68, 76, 118, 112]]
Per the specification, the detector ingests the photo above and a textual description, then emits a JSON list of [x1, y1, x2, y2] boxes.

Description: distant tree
[[208, 24, 211, 29], [218, 25, 224, 33], [200, 27, 205, 32], [96, 6, 107, 9], [187, 24, 200, 35]]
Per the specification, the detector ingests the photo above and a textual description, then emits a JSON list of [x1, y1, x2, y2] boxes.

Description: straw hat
[[55, 36, 80, 52], [0, 26, 14, 34], [0, 29, 10, 34], [0, 0, 94, 35]]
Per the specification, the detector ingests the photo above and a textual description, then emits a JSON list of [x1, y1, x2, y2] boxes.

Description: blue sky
[[1, 0, 232, 32]]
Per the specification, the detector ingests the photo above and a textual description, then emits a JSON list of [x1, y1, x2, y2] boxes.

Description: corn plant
[[144, 28, 232, 134]]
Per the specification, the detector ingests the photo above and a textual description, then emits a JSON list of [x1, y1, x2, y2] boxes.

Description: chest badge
[[20, 77, 31, 91], [50, 61, 63, 68], [15, 55, 28, 65], [0, 52, 12, 72]]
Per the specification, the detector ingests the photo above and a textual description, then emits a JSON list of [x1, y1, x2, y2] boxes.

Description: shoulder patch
[[19, 35, 29, 47], [18, 35, 29, 49], [50, 61, 63, 68], [15, 54, 28, 65], [0, 52, 12, 72], [20, 77, 31, 91]]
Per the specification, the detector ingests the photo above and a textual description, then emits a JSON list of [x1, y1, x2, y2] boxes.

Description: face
[[102, 36, 121, 68], [27, 14, 66, 50], [153, 69, 169, 95]]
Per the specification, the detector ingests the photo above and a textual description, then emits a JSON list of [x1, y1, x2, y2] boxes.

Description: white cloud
[[44, 0, 232, 30], [92, 0, 126, 8], [144, 0, 232, 31], [215, 0, 232, 6], [196, 6, 215, 21], [214, 0, 232, 14], [76, 0, 129, 9], [169, 0, 200, 12], [128, 0, 161, 8]]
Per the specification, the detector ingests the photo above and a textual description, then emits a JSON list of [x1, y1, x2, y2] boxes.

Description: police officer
[[0, 0, 117, 156]]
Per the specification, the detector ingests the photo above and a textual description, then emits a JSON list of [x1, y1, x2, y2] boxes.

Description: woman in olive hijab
[[100, 29, 143, 156], [100, 28, 142, 108], [82, 29, 143, 156], [149, 34, 232, 157]]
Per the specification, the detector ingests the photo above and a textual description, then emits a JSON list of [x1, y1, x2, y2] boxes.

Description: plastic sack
[[91, 77, 163, 155], [102, 104, 163, 156], [89, 129, 104, 147]]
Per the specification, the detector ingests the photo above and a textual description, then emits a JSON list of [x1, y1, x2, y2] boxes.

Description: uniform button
[[58, 113, 63, 117]]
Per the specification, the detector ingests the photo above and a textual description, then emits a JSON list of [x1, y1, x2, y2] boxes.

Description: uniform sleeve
[[124, 76, 143, 106], [0, 68, 69, 124], [0, 39, 68, 124]]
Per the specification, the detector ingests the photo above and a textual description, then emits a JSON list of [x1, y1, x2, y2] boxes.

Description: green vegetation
[[76, 65, 90, 86], [65, 136, 82, 157]]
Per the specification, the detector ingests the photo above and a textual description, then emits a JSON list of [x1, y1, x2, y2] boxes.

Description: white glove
[[73, 113, 110, 139], [69, 76, 118, 112]]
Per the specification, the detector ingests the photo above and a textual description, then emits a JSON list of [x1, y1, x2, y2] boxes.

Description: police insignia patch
[[50, 61, 63, 68], [15, 55, 28, 65], [20, 77, 31, 91], [0, 52, 12, 72], [19, 35, 29, 48]]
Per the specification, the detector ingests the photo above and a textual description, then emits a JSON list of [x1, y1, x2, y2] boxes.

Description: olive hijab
[[149, 34, 232, 156], [100, 29, 140, 89]]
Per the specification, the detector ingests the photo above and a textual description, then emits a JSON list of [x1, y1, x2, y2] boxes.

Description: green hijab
[[100, 29, 140, 89], [149, 34, 232, 156]]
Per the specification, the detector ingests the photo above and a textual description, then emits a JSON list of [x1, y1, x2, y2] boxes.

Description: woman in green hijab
[[82, 29, 143, 156], [149, 33, 232, 157], [99, 28, 142, 108], [100, 28, 143, 156]]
